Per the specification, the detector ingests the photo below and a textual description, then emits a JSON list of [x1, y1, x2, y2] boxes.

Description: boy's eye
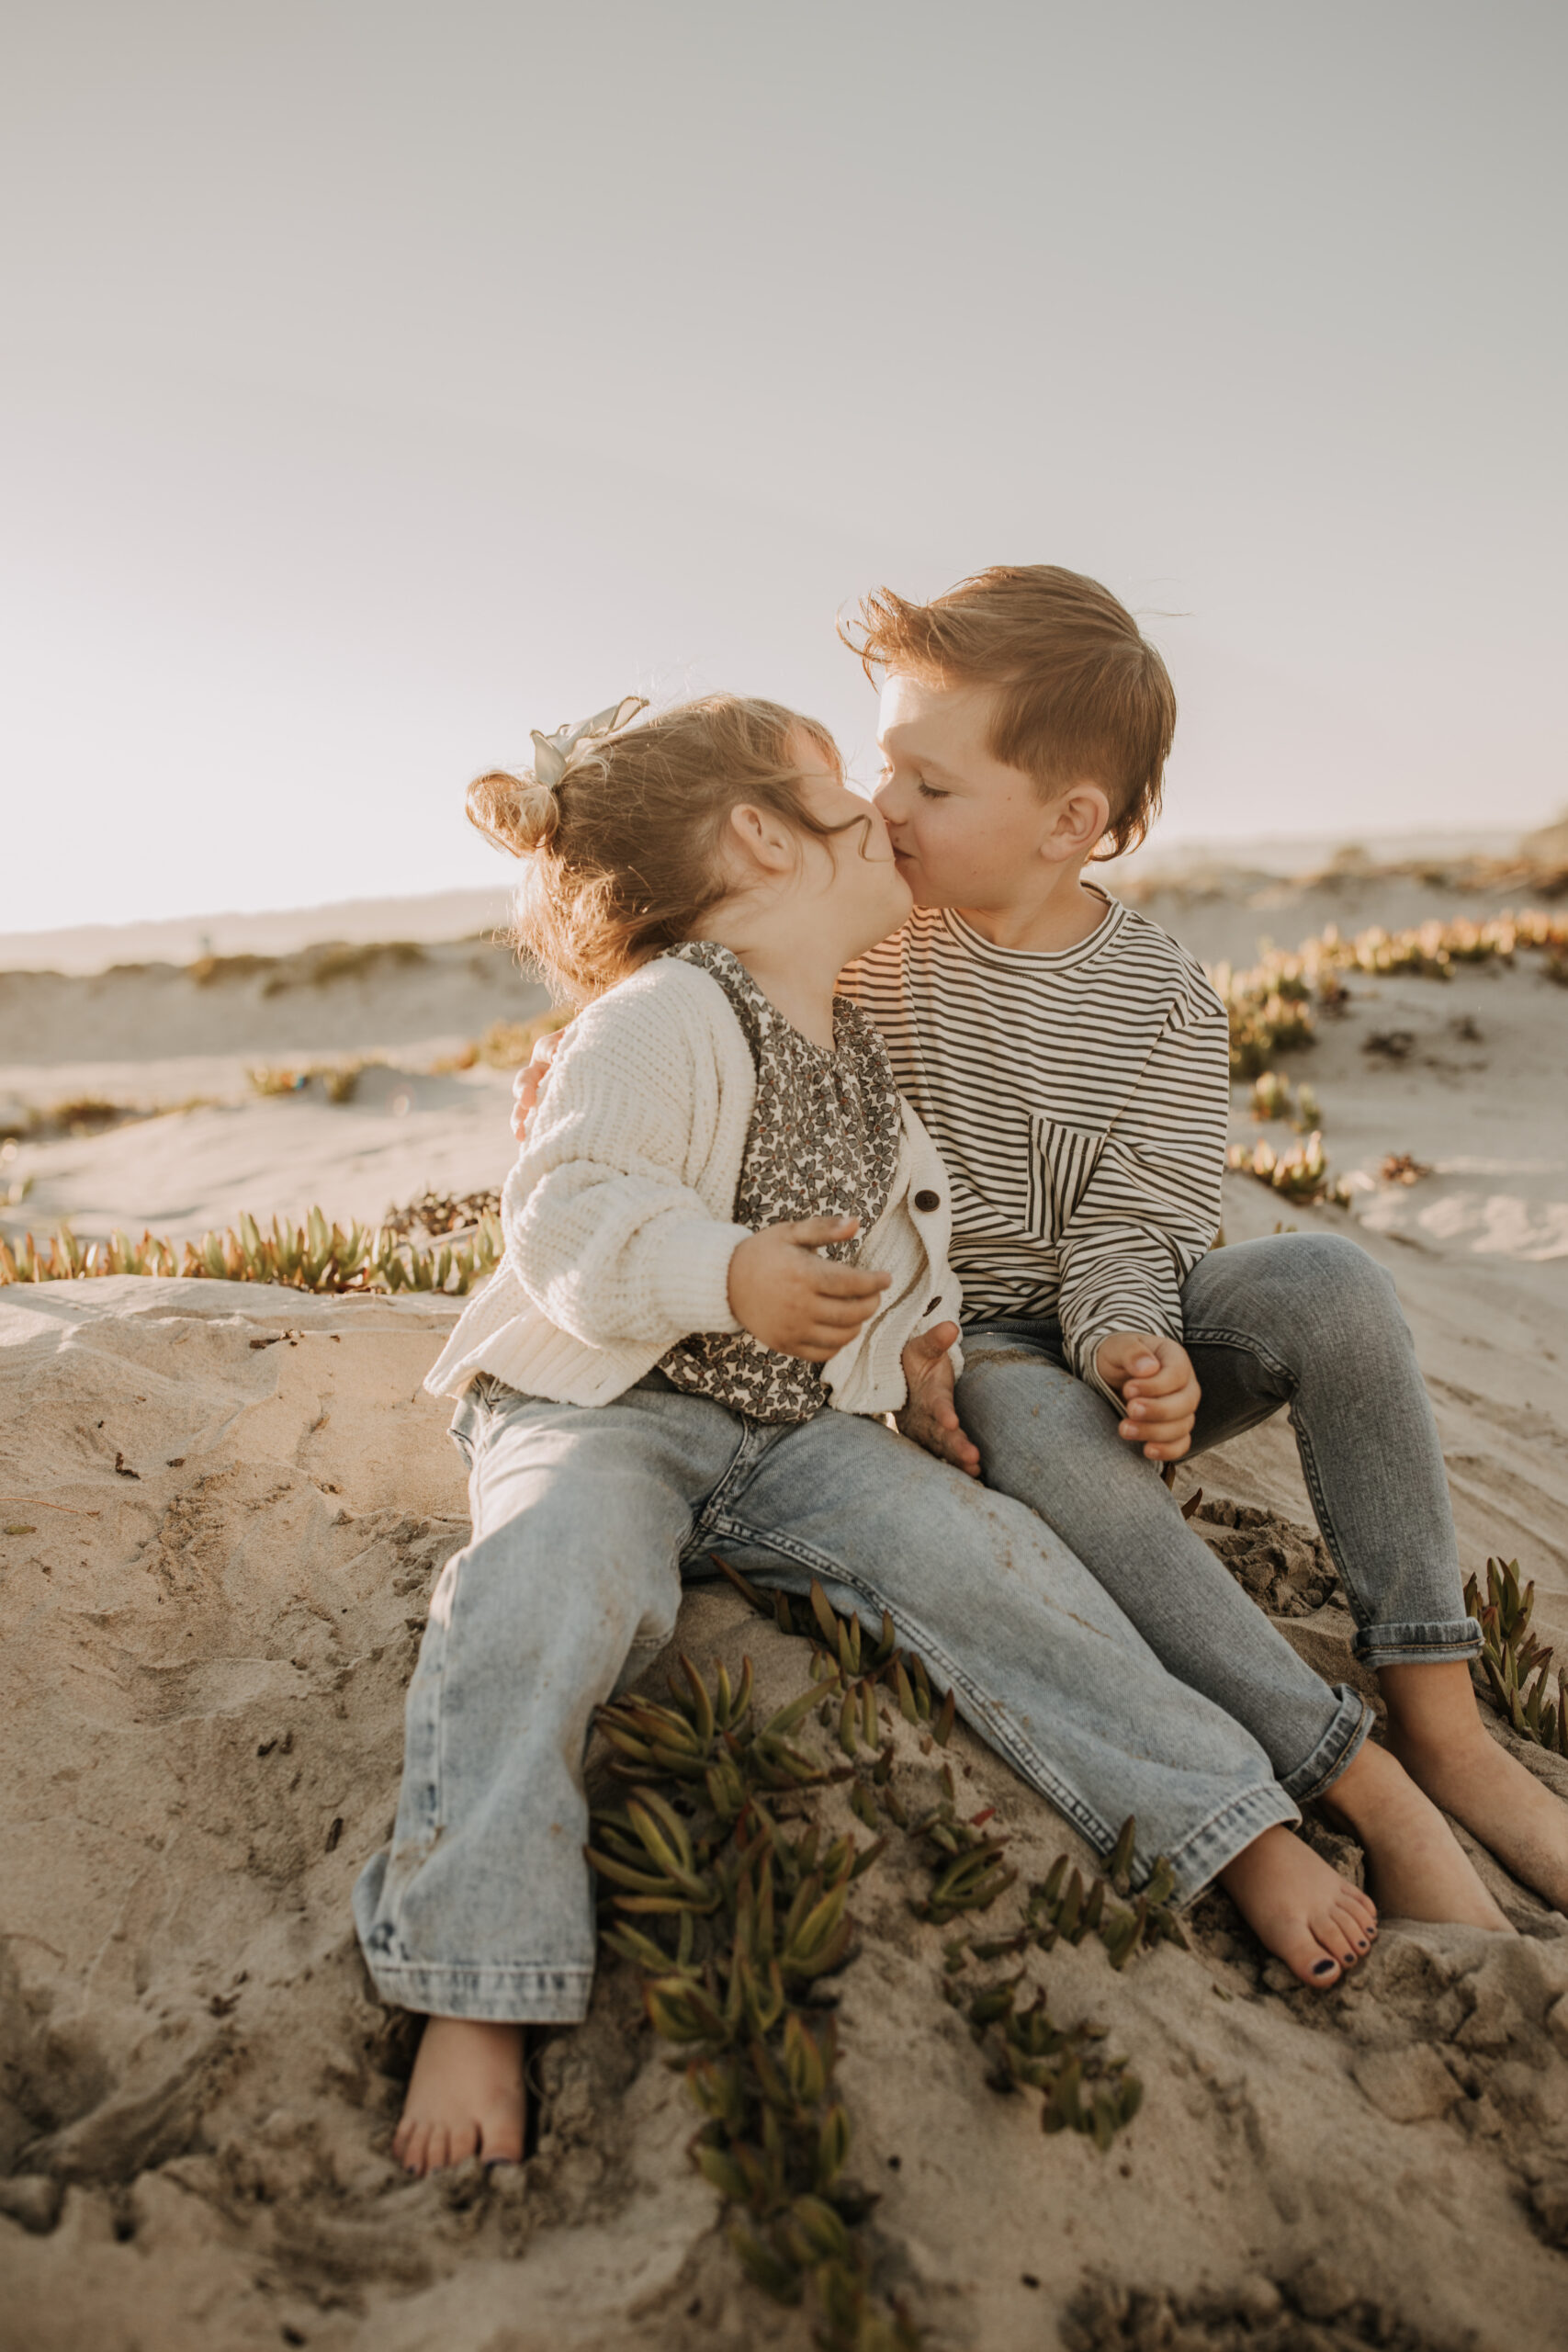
[[916, 780, 948, 800]]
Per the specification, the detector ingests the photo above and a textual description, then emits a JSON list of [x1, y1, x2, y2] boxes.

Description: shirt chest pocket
[[1025, 1114, 1107, 1242]]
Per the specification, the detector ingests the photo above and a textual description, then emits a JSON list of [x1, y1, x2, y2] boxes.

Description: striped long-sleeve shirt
[[841, 893, 1230, 1406]]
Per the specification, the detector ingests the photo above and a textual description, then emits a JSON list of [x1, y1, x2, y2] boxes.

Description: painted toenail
[[1313, 1960, 1335, 1975]]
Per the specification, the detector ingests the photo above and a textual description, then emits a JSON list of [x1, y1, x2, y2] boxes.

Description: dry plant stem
[[0, 1496, 101, 1516], [1381, 1659, 1568, 1915], [1316, 1737, 1512, 1933], [393, 2018, 526, 2177]]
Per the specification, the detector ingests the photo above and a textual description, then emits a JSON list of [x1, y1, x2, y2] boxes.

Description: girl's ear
[[1040, 782, 1112, 863], [726, 801, 797, 875]]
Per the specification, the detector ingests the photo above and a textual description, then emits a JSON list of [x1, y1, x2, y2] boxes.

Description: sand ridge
[[3, 1277, 1568, 2349], [2, 865, 1567, 2346]]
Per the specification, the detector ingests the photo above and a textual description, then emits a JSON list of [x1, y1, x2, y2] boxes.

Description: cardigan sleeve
[[502, 983, 752, 1351]]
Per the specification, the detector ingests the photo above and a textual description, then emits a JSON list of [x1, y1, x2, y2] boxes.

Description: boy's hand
[[897, 1322, 981, 1476], [1093, 1332, 1201, 1462], [727, 1217, 891, 1363], [512, 1030, 565, 1144]]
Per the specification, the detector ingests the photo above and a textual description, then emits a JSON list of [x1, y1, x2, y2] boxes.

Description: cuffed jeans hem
[[361, 1959, 594, 2025], [1279, 1684, 1373, 1804], [1351, 1616, 1483, 1668], [1162, 1780, 1301, 1905]]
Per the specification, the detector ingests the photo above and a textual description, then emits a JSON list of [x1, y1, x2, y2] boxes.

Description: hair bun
[[466, 767, 559, 858]]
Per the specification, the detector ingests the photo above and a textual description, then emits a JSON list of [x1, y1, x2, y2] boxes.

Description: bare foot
[[1319, 1736, 1513, 1932], [393, 2017, 525, 2177], [1380, 1660, 1568, 1915], [1219, 1825, 1379, 1987]]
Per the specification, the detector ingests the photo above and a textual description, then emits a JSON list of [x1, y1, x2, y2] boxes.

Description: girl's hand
[[1093, 1332, 1201, 1461], [512, 1031, 565, 1143], [897, 1323, 981, 1476], [727, 1217, 891, 1362]]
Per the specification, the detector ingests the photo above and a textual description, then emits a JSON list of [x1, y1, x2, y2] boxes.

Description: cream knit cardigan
[[424, 955, 963, 1415]]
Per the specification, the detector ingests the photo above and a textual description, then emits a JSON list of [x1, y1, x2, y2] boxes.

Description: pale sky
[[3, 1, 1564, 933]]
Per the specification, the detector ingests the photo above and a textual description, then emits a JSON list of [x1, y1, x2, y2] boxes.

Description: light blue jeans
[[354, 1367, 1360, 2024], [956, 1232, 1481, 1795]]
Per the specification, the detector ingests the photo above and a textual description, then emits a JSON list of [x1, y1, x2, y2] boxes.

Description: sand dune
[[0, 934, 549, 1245], [4, 1277, 1568, 2349], [3, 862, 1567, 2346]]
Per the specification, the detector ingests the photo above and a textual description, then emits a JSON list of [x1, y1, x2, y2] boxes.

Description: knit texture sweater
[[423, 955, 964, 1414]]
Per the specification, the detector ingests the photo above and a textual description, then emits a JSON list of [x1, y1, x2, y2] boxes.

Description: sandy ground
[[0, 935, 549, 1243], [4, 1278, 1568, 2352], [3, 864, 1567, 2347]]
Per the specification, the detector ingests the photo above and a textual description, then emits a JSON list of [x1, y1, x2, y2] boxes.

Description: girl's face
[[789, 734, 913, 952]]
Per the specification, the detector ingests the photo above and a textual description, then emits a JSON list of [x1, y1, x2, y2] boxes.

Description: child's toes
[[1275, 1924, 1345, 1988], [448, 2119, 480, 2168], [1342, 1898, 1376, 1953], [400, 2121, 431, 2177]]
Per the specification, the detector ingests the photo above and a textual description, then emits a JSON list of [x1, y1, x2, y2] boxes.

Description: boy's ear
[[1041, 782, 1112, 862]]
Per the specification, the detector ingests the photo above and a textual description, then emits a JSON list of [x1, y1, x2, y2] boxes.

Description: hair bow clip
[[529, 695, 649, 788]]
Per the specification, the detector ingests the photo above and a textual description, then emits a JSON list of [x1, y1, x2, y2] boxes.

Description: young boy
[[842, 563, 1567, 1921]]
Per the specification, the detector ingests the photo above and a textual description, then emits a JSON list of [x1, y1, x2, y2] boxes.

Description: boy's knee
[[1207, 1232, 1407, 1373], [1288, 1231, 1400, 1325]]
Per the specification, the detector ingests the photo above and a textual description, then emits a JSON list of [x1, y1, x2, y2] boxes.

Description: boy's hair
[[841, 564, 1176, 856], [468, 695, 852, 1002]]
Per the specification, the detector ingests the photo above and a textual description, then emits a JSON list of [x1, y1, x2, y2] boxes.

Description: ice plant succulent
[[1210, 907, 1568, 1079], [589, 1652, 918, 2351], [1226, 1132, 1350, 1209], [1464, 1556, 1568, 1758], [602, 1574, 1185, 2336], [0, 1206, 502, 1296]]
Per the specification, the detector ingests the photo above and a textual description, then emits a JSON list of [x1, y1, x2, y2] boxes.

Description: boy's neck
[[948, 861, 1109, 955]]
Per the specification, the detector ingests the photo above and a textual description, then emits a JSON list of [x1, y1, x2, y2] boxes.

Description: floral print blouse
[[657, 940, 901, 1422]]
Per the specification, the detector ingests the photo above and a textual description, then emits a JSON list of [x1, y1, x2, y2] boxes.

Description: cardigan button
[[913, 1189, 941, 1212]]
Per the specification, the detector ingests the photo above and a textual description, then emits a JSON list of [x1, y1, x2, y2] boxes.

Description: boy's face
[[872, 673, 1061, 911]]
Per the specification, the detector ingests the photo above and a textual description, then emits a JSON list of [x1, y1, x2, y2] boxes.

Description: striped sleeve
[[1053, 979, 1230, 1404]]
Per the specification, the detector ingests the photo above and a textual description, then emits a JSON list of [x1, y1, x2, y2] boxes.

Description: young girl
[[356, 692, 1434, 2177]]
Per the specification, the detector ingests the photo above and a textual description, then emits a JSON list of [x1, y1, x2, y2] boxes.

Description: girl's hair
[[468, 695, 852, 1002]]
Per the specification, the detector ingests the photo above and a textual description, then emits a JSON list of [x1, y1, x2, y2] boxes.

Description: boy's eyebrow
[[877, 739, 966, 786]]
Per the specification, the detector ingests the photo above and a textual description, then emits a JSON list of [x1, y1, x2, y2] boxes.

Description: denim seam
[[367, 1960, 594, 2025], [1353, 1621, 1482, 1665], [369, 1962, 596, 1985], [692, 1417, 777, 1544], [710, 1509, 1169, 1877], [1279, 1688, 1372, 1803]]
